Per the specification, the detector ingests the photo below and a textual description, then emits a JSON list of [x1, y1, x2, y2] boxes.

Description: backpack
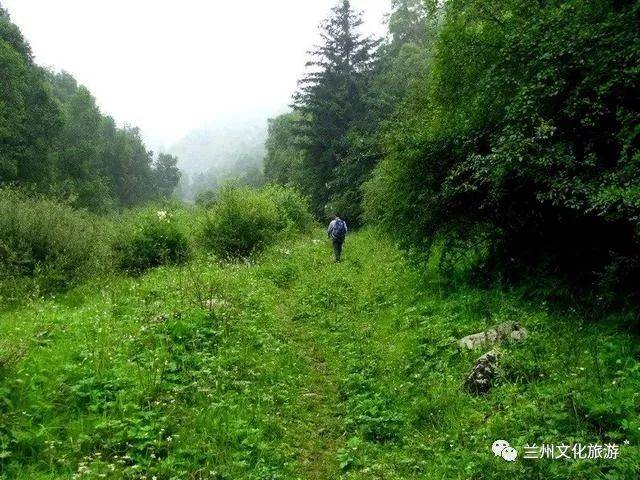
[[333, 219, 347, 240]]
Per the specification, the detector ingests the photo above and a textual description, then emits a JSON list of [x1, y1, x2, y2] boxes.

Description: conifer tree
[[293, 0, 379, 216]]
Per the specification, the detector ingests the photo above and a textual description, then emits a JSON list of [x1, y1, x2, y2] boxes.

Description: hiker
[[327, 214, 348, 262]]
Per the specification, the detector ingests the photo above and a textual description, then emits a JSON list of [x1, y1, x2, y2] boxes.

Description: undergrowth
[[0, 230, 638, 479]]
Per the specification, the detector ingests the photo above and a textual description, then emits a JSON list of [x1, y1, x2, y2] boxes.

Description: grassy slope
[[0, 230, 639, 479]]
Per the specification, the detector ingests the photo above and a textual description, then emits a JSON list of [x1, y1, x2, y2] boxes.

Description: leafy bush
[[0, 189, 111, 299], [364, 0, 640, 296], [114, 207, 190, 274], [200, 186, 279, 258], [194, 189, 218, 208], [200, 185, 312, 259], [262, 185, 314, 232]]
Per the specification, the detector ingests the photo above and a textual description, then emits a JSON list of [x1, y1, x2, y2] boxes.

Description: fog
[[2, 0, 389, 160]]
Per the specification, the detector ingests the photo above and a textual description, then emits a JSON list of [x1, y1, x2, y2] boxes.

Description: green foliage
[[0, 11, 181, 212], [114, 207, 190, 275], [0, 14, 61, 187], [53, 85, 114, 212], [153, 153, 181, 198], [266, 1, 435, 225], [193, 188, 219, 208], [1, 230, 638, 478], [0, 1, 638, 477], [264, 112, 307, 189], [387, 0, 433, 50], [262, 185, 314, 233], [200, 185, 313, 259], [200, 186, 281, 258], [0, 189, 110, 301], [365, 0, 640, 296], [49, 78, 177, 211]]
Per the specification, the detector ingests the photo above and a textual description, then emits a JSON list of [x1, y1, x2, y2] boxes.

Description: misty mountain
[[168, 116, 270, 177]]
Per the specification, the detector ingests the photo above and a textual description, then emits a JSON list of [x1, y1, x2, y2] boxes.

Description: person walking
[[327, 214, 348, 262]]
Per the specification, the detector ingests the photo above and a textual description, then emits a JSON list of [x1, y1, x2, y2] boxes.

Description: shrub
[[194, 189, 218, 208], [200, 186, 280, 258], [0, 189, 110, 299], [114, 207, 190, 274], [262, 185, 314, 232]]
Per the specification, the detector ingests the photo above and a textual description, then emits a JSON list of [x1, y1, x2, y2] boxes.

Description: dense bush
[[0, 189, 110, 299], [365, 0, 640, 297], [200, 185, 312, 258], [114, 207, 190, 274], [200, 186, 279, 258], [262, 185, 314, 232]]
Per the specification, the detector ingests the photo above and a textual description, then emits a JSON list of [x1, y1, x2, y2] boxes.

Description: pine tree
[[293, 0, 379, 216]]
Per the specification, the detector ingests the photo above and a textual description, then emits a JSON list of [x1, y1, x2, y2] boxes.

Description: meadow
[[1, 193, 638, 479]]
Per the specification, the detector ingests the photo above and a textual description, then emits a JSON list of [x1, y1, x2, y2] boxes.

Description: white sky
[[2, 0, 390, 149]]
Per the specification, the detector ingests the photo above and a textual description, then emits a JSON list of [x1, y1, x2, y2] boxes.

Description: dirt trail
[[277, 298, 346, 480]]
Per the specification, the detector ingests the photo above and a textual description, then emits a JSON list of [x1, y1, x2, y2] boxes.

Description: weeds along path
[[276, 298, 343, 479], [0, 229, 415, 480], [222, 230, 415, 479], [278, 230, 428, 478], [1, 230, 639, 479]]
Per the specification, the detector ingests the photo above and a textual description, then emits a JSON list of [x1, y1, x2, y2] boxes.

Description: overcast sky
[[2, 0, 390, 149]]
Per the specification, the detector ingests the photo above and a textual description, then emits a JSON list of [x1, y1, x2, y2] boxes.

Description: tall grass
[[0, 186, 314, 305], [1, 229, 638, 479]]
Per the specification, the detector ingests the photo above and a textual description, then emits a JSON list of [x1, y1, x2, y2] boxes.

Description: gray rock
[[465, 349, 500, 395], [458, 321, 528, 350], [150, 313, 169, 324]]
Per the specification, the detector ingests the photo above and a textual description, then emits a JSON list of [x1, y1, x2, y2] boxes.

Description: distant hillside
[[168, 116, 269, 176], [166, 114, 277, 201]]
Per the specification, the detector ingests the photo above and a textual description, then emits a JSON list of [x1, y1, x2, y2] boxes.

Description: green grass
[[1, 230, 639, 479]]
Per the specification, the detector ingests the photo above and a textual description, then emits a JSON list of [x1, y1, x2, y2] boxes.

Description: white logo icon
[[492, 440, 518, 462], [501, 446, 518, 462]]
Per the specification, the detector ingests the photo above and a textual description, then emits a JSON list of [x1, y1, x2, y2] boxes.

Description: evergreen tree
[[324, 0, 436, 223], [293, 0, 379, 216]]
